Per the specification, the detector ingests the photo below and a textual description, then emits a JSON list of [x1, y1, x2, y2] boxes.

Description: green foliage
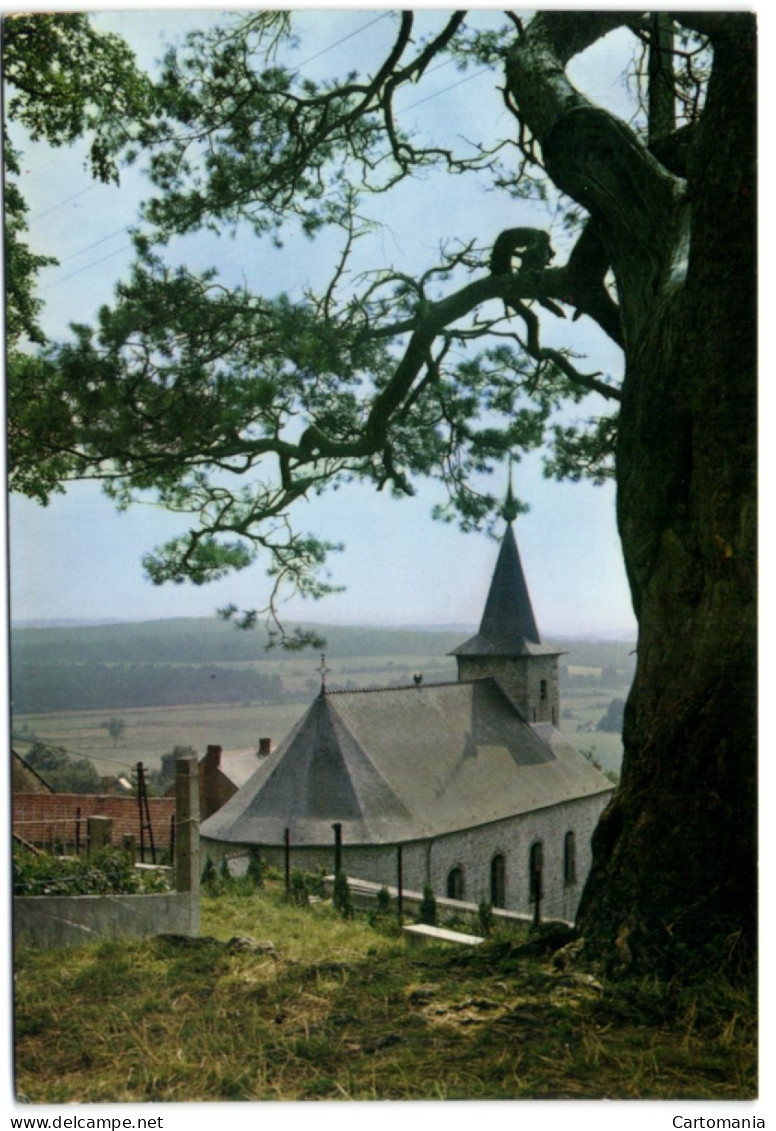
[[246, 849, 265, 888], [418, 885, 438, 927], [598, 697, 626, 733], [478, 900, 494, 937], [332, 871, 353, 919], [376, 886, 393, 917], [99, 716, 126, 746], [11, 659, 285, 714], [22, 742, 102, 794], [2, 13, 154, 347], [287, 869, 310, 907], [2, 14, 154, 180], [13, 845, 169, 896], [148, 746, 198, 795], [201, 856, 218, 890]]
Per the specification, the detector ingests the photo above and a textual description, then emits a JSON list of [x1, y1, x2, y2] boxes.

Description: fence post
[[87, 816, 113, 858], [396, 844, 404, 926], [175, 755, 200, 936], [332, 822, 342, 876]]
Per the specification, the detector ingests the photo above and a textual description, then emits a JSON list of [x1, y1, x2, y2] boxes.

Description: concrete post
[[87, 816, 112, 857], [175, 755, 200, 936]]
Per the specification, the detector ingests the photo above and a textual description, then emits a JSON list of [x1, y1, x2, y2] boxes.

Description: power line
[[29, 185, 96, 223], [40, 64, 493, 292], [40, 241, 135, 291], [402, 66, 490, 113], [295, 11, 390, 69], [56, 222, 139, 265], [26, 12, 393, 228]]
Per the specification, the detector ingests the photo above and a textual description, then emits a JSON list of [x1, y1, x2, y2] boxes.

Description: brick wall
[[13, 793, 175, 852]]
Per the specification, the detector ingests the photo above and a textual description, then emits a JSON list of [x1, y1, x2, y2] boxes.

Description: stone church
[[201, 512, 614, 923]]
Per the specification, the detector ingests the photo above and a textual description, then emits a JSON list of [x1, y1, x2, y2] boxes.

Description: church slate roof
[[201, 678, 612, 847], [451, 523, 561, 658]]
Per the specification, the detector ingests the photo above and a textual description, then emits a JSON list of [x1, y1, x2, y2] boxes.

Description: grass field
[[13, 878, 755, 1102], [13, 701, 310, 778]]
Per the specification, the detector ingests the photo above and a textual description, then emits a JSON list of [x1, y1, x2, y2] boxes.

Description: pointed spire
[[451, 510, 559, 658], [478, 523, 542, 649], [501, 459, 521, 525]]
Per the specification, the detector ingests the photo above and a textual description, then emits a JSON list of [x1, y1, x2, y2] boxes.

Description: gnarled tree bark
[[508, 12, 756, 975]]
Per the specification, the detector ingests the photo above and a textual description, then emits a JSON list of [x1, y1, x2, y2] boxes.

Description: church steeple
[[477, 521, 541, 652], [452, 503, 562, 725]]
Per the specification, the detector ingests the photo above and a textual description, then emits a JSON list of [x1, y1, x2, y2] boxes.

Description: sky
[[5, 8, 658, 637]]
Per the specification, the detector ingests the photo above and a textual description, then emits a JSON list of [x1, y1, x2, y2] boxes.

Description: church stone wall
[[456, 654, 560, 725], [202, 788, 610, 924], [420, 791, 609, 922]]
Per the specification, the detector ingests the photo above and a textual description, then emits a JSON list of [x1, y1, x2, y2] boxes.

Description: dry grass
[[13, 882, 756, 1103]]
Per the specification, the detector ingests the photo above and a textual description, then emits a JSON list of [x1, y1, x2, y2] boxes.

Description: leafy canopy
[[2, 13, 154, 347], [8, 12, 706, 638]]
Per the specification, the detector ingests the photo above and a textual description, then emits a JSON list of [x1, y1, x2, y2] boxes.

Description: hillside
[[10, 616, 636, 716]]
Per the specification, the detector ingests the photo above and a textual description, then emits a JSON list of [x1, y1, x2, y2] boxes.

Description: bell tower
[[452, 493, 562, 726]]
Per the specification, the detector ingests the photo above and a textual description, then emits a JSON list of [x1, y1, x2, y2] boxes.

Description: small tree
[[24, 742, 102, 794], [201, 856, 218, 890], [332, 871, 353, 919], [419, 886, 438, 927], [597, 698, 626, 734], [376, 886, 393, 917], [288, 869, 309, 906], [149, 745, 198, 794], [478, 900, 494, 938], [246, 848, 264, 889], [100, 717, 126, 747]]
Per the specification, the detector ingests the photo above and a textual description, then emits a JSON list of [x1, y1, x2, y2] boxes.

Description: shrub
[[13, 846, 169, 896], [201, 856, 218, 890], [332, 871, 353, 919], [478, 900, 494, 937], [246, 849, 264, 888], [418, 885, 437, 926], [288, 869, 309, 906], [305, 869, 326, 898]]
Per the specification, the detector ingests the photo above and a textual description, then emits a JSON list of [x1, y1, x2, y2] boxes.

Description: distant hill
[[10, 617, 471, 665], [10, 616, 636, 715]]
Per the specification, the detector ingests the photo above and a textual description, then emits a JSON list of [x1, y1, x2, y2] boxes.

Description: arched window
[[490, 853, 506, 908], [563, 831, 577, 886], [529, 841, 544, 902], [447, 866, 465, 901]]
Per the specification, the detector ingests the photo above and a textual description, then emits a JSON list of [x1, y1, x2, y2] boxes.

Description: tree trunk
[[510, 14, 757, 976], [578, 21, 756, 978]]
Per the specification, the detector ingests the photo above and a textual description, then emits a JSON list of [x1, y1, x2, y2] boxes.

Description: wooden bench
[[403, 923, 484, 949]]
